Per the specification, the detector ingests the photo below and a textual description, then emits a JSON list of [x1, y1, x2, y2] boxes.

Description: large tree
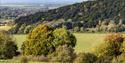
[[22, 24, 76, 56]]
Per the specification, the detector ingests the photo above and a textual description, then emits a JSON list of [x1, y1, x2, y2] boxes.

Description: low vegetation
[[74, 52, 97, 63], [1, 24, 125, 63], [49, 45, 75, 63], [0, 31, 18, 59]]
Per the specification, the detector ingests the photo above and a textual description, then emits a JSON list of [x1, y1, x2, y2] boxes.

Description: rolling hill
[[11, 0, 125, 34]]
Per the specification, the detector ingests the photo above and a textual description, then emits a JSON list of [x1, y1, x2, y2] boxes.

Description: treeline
[[11, 0, 125, 34]]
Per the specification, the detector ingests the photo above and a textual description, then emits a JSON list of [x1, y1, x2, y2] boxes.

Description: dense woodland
[[10, 0, 125, 34]]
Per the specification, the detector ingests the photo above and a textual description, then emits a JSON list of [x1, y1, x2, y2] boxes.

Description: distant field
[[0, 26, 12, 31], [0, 19, 13, 31]]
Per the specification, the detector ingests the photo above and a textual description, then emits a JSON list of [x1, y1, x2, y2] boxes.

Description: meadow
[[0, 33, 112, 63], [0, 26, 12, 31]]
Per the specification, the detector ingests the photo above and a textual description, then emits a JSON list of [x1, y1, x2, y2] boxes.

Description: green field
[[13, 34, 27, 51], [0, 26, 12, 31], [74, 33, 106, 53], [0, 33, 109, 63]]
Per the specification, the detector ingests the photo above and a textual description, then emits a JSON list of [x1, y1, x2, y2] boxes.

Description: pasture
[[0, 26, 12, 31]]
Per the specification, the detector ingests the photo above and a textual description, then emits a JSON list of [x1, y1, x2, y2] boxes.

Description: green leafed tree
[[53, 28, 76, 48], [21, 24, 76, 56], [0, 31, 18, 59]]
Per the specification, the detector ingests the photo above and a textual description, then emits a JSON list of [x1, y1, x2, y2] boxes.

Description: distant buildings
[[0, 19, 14, 26]]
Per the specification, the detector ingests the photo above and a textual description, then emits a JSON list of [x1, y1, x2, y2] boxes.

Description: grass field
[[0, 26, 12, 31], [74, 33, 106, 53], [13, 34, 27, 51], [0, 33, 109, 63]]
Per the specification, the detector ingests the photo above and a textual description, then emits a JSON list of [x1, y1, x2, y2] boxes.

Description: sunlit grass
[[0, 26, 12, 31]]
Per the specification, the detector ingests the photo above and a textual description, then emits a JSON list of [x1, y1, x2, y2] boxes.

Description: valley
[[0, 33, 106, 63], [1, 0, 125, 63]]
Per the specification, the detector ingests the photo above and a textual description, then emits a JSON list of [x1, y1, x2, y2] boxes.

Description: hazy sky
[[0, 0, 86, 4]]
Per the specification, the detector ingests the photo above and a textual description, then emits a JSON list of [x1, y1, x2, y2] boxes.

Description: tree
[[53, 28, 76, 48], [22, 24, 76, 56], [73, 27, 80, 32], [95, 33, 124, 57], [24, 25, 35, 34], [22, 24, 54, 56], [0, 31, 18, 59]]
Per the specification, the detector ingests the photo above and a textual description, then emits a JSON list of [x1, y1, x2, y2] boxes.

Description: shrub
[[73, 27, 80, 32], [95, 33, 124, 57], [53, 28, 76, 48], [95, 56, 113, 63], [22, 24, 76, 56], [74, 52, 97, 63], [104, 33, 124, 43], [49, 45, 76, 63], [115, 54, 125, 63], [20, 56, 29, 63], [0, 31, 18, 59], [24, 25, 34, 34], [118, 43, 125, 63], [29, 55, 48, 62]]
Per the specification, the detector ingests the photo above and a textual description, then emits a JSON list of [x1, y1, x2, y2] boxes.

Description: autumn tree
[[22, 24, 76, 56], [95, 33, 124, 57]]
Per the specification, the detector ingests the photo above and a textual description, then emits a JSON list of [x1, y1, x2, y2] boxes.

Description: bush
[[95, 56, 113, 63], [104, 33, 124, 43], [20, 56, 29, 63], [74, 52, 97, 63], [53, 28, 76, 48], [49, 45, 76, 63], [95, 33, 124, 57], [22, 24, 76, 56], [73, 27, 80, 32], [118, 43, 125, 63], [24, 25, 34, 34], [116, 54, 125, 63], [0, 32, 18, 59]]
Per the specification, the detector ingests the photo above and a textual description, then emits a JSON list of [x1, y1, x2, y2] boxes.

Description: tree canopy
[[22, 24, 76, 56]]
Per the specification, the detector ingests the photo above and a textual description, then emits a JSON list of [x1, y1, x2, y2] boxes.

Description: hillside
[[11, 0, 125, 34]]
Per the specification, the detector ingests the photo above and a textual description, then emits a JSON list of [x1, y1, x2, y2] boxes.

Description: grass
[[0, 60, 19, 63], [13, 34, 27, 51], [74, 33, 106, 53], [0, 26, 12, 31]]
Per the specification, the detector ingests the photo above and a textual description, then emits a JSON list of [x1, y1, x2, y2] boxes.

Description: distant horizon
[[0, 0, 87, 4]]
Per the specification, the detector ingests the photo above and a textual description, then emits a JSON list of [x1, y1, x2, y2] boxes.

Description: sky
[[0, 0, 86, 4]]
